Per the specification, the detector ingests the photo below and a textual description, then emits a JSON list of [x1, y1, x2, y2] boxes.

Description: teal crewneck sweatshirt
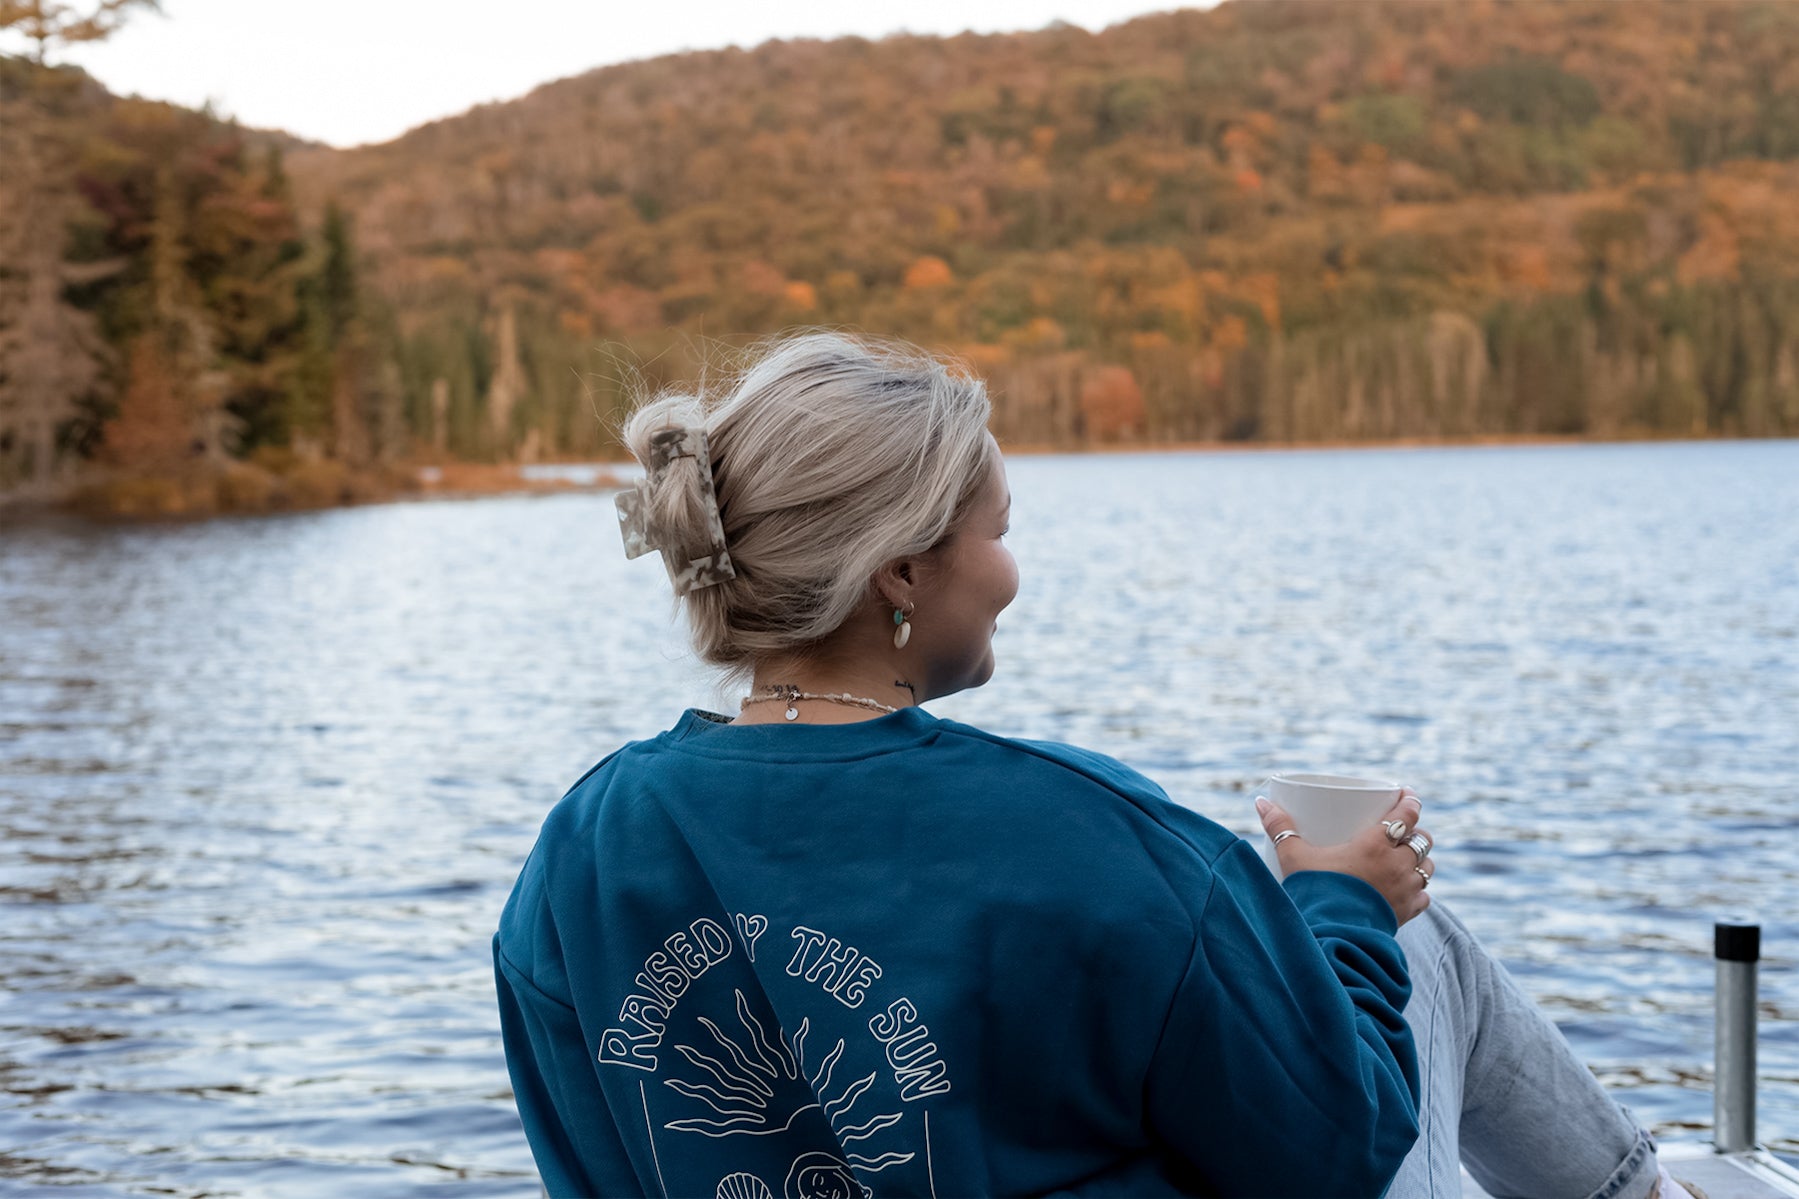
[[494, 706, 1419, 1197]]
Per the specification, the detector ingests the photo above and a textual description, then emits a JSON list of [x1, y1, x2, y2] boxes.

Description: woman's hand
[[1256, 788, 1434, 926]]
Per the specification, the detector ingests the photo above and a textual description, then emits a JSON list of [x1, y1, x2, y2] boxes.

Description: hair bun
[[623, 395, 706, 464], [617, 395, 736, 595]]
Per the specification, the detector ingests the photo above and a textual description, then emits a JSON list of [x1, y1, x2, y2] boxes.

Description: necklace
[[740, 683, 899, 721]]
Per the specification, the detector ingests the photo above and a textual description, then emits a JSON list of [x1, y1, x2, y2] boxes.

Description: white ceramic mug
[[1255, 772, 1403, 880]]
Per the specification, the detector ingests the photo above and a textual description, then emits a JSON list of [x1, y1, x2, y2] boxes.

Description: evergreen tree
[[204, 140, 310, 451], [286, 265, 334, 454], [319, 201, 357, 340]]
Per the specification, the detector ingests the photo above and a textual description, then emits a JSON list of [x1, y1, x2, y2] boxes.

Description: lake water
[[2, 440, 1796, 1195]]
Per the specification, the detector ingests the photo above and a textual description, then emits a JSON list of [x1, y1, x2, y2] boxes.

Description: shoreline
[[3, 433, 1790, 524], [997, 430, 1793, 457], [0, 460, 628, 524]]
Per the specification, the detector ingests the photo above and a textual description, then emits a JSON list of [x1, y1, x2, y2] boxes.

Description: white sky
[[9, 0, 1203, 149]]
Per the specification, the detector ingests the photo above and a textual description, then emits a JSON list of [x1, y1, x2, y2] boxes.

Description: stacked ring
[[1406, 833, 1432, 864], [1271, 830, 1301, 847]]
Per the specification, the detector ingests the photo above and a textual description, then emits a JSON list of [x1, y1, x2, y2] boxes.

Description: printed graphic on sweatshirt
[[598, 913, 951, 1198]]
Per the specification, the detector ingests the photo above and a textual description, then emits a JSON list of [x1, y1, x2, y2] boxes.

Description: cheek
[[995, 549, 1020, 609]]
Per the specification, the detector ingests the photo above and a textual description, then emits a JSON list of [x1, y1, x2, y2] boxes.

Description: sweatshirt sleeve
[[1143, 840, 1420, 1197], [493, 938, 638, 1198]]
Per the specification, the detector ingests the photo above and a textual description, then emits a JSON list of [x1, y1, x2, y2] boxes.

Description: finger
[[1256, 798, 1309, 869], [1255, 796, 1296, 839], [1413, 825, 1434, 854], [1383, 793, 1423, 828]]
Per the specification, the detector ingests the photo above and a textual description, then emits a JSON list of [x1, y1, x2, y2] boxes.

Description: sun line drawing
[[662, 991, 917, 1175]]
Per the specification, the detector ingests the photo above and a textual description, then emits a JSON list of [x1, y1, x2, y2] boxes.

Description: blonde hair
[[618, 330, 998, 688]]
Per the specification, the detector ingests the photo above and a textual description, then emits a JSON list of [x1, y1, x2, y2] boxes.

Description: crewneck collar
[[663, 705, 941, 761]]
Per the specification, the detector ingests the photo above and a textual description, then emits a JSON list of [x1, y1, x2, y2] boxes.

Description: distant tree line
[[5, 0, 1799, 504]]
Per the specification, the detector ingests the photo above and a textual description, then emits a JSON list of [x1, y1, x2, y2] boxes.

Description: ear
[[870, 554, 934, 610]]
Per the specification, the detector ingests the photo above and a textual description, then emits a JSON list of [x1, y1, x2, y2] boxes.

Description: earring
[[892, 604, 912, 649]]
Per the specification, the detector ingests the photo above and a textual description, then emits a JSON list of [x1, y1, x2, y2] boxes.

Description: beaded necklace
[[740, 683, 900, 721]]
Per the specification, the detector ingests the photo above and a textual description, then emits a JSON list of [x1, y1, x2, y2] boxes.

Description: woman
[[493, 331, 1678, 1198]]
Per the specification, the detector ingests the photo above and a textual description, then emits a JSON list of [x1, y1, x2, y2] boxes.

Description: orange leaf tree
[[0, 0, 161, 65], [1079, 365, 1145, 443]]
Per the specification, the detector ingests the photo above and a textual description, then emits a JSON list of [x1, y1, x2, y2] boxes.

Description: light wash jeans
[[1385, 902, 1660, 1199]]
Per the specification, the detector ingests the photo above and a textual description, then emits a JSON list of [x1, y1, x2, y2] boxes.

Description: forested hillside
[[6, 1, 1799, 509], [0, 52, 408, 508]]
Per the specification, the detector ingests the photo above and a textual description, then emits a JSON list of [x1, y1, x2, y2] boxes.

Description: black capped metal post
[[1714, 920, 1760, 1153]]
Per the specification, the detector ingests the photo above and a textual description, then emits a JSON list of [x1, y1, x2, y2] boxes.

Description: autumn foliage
[[102, 336, 191, 468], [1079, 366, 1146, 442], [279, 0, 1799, 453], [0, 0, 159, 65], [7, 0, 1799, 508]]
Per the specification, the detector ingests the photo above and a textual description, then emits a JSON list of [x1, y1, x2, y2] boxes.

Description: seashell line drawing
[[715, 1172, 775, 1199]]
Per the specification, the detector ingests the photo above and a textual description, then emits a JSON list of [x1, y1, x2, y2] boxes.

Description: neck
[[738, 659, 918, 724]]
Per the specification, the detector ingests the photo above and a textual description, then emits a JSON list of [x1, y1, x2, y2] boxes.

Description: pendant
[[785, 706, 799, 720]]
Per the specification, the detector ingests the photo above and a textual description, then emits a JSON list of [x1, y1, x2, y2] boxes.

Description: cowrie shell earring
[[892, 605, 912, 649]]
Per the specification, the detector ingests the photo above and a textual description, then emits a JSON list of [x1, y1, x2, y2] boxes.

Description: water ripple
[[3, 442, 1797, 1194]]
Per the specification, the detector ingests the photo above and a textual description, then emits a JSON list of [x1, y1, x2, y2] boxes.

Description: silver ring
[[1271, 830, 1301, 847], [1415, 865, 1430, 888], [1382, 820, 1409, 845], [1406, 833, 1432, 864]]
